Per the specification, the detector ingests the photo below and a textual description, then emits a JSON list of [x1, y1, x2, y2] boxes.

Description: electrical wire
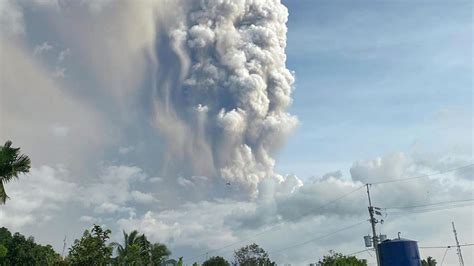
[[440, 247, 449, 266], [383, 199, 474, 210], [419, 243, 474, 249], [346, 248, 374, 256], [384, 203, 474, 216], [184, 185, 366, 263], [184, 163, 474, 263], [269, 220, 367, 254], [368, 163, 473, 185]]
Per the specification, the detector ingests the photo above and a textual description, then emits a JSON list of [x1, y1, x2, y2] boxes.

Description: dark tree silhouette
[[317, 250, 367, 266], [0, 140, 31, 204], [234, 243, 275, 266], [422, 256, 437, 266], [203, 256, 230, 266]]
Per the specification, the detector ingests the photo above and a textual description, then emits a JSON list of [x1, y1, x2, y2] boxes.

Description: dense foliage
[[0, 226, 374, 265], [422, 256, 437, 266], [112, 230, 171, 265], [0, 140, 31, 204], [68, 224, 113, 265], [203, 256, 230, 266], [317, 250, 367, 266], [233, 243, 276, 266], [0, 227, 62, 265]]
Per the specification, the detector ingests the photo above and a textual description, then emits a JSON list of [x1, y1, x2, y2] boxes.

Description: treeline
[[0, 225, 171, 266], [0, 225, 368, 265], [0, 227, 62, 265]]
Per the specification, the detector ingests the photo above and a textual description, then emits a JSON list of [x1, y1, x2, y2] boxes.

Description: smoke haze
[[149, 0, 297, 195]]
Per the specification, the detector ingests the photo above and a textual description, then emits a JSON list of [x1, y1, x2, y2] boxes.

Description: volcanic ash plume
[[151, 0, 297, 195]]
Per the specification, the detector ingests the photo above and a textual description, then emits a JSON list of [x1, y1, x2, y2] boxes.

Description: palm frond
[[0, 140, 31, 204], [0, 182, 8, 204], [3, 154, 31, 183], [128, 230, 139, 245]]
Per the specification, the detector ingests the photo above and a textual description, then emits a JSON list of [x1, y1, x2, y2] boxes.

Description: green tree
[[32, 244, 63, 265], [422, 256, 437, 266], [150, 242, 171, 265], [0, 227, 62, 265], [0, 140, 31, 204], [192, 262, 200, 266], [203, 256, 230, 266], [0, 244, 8, 261], [68, 224, 113, 265], [318, 250, 367, 266], [0, 227, 12, 246], [113, 230, 150, 265], [234, 243, 275, 266], [112, 230, 171, 266]]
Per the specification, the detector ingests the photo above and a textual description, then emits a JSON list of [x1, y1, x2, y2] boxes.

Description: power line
[[369, 163, 473, 185], [184, 185, 366, 263], [383, 199, 474, 210], [346, 248, 374, 256], [184, 163, 473, 263], [385, 203, 473, 216], [269, 220, 366, 254], [440, 247, 450, 266], [419, 243, 474, 249]]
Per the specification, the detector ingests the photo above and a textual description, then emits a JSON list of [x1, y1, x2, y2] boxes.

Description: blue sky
[[277, 0, 472, 178]]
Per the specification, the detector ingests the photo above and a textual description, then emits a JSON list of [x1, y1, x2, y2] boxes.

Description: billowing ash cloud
[[149, 0, 297, 194]]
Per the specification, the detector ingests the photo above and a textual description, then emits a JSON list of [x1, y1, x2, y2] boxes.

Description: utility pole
[[61, 235, 67, 258], [366, 184, 380, 266], [451, 221, 464, 266]]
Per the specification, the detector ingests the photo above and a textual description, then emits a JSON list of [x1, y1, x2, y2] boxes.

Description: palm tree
[[150, 242, 171, 265], [112, 230, 151, 265], [0, 140, 31, 204]]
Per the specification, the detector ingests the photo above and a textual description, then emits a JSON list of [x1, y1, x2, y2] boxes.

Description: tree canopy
[[233, 243, 275, 266], [422, 256, 437, 266], [317, 250, 367, 266], [203, 256, 230, 266], [0, 227, 62, 265], [68, 224, 113, 265], [112, 229, 171, 265]]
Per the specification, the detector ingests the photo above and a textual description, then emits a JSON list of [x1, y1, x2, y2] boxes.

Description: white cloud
[[118, 146, 134, 155], [228, 152, 473, 232], [350, 152, 409, 184], [149, 177, 163, 183], [58, 48, 70, 62], [0, 165, 77, 229], [93, 202, 134, 215], [79, 215, 101, 224], [82, 165, 147, 208], [177, 177, 194, 187], [0, 163, 152, 229], [34, 41, 53, 55], [118, 200, 253, 250], [131, 190, 156, 204]]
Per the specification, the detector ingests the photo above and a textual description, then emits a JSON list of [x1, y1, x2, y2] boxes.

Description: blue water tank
[[378, 238, 421, 266]]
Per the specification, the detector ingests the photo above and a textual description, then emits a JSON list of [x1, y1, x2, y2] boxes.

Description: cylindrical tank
[[364, 235, 372, 247], [378, 238, 421, 266]]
